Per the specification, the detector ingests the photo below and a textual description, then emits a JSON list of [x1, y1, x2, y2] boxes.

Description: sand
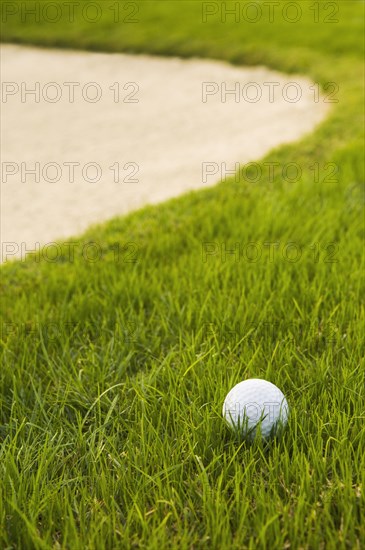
[[1, 44, 329, 262]]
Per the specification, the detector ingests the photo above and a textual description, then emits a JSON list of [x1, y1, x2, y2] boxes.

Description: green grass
[[1, 1, 365, 548]]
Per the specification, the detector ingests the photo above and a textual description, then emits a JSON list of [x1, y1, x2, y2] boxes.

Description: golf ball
[[222, 378, 289, 440]]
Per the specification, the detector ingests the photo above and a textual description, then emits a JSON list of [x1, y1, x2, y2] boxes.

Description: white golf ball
[[222, 378, 289, 440]]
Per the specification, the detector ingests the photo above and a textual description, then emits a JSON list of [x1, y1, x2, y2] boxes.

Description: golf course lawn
[[1, 1, 364, 548]]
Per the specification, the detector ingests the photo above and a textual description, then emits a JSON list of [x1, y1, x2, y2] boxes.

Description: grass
[[1, 1, 364, 548]]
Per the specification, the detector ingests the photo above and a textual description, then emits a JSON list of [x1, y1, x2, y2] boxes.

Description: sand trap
[[1, 44, 329, 262]]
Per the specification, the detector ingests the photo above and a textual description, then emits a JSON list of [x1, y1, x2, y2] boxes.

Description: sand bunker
[[1, 45, 329, 261]]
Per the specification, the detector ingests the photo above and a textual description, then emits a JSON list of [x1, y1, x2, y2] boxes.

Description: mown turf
[[1, 1, 364, 548]]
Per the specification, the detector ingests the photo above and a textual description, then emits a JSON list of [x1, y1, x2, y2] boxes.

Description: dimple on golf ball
[[222, 378, 289, 440]]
